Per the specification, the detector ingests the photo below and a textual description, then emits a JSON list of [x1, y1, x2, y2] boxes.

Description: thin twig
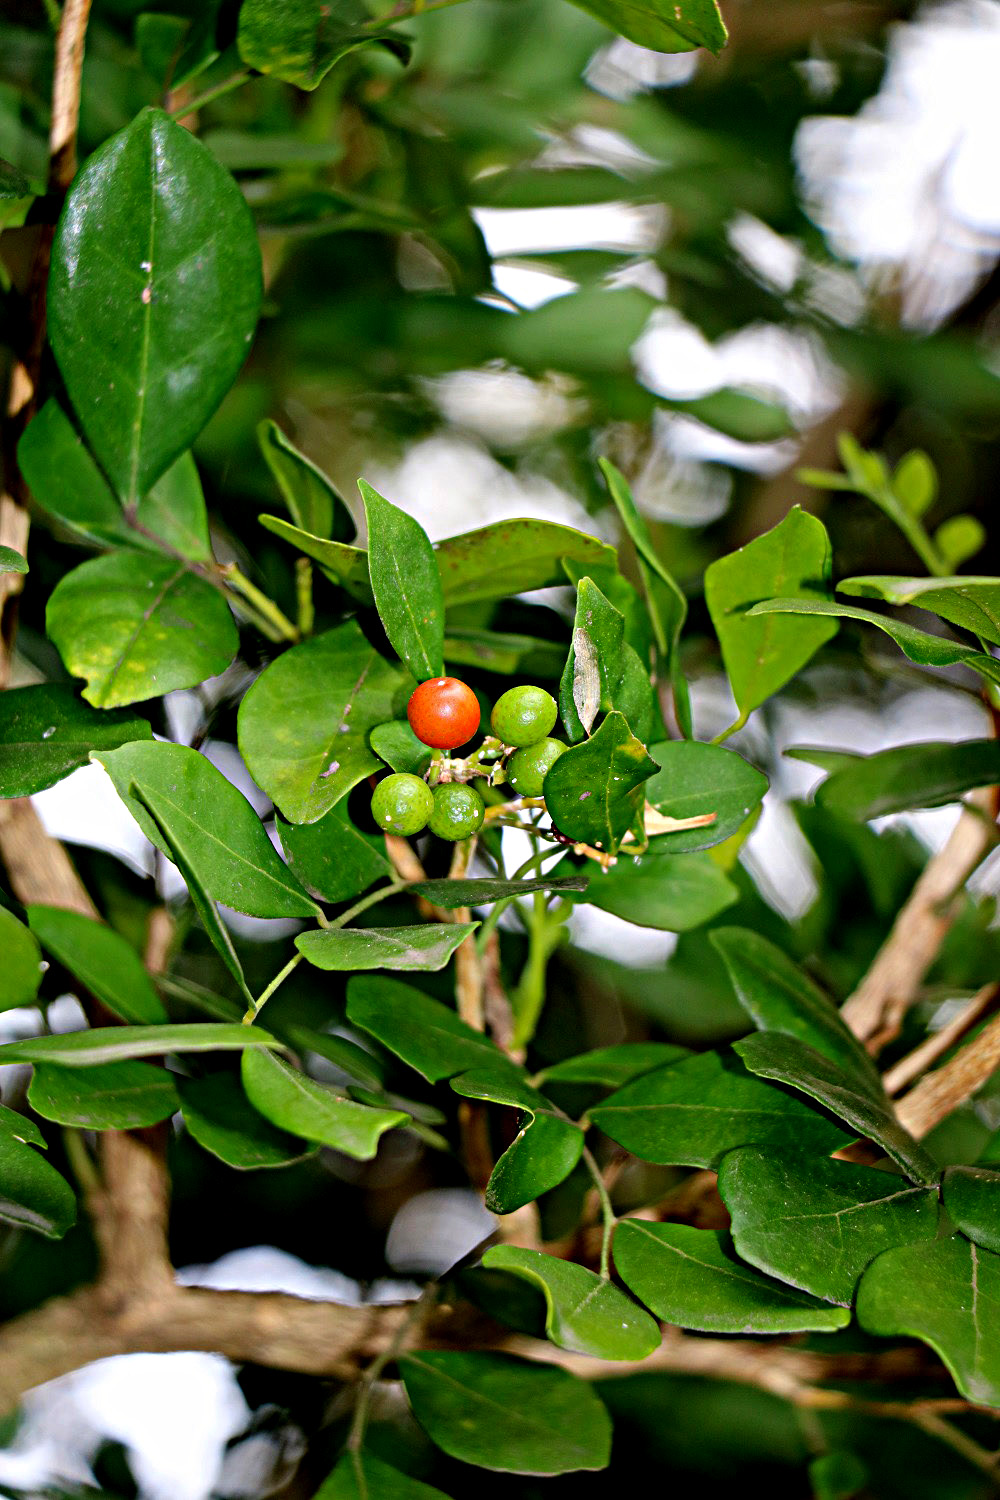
[[896, 1010, 1000, 1139], [883, 984, 1000, 1097]]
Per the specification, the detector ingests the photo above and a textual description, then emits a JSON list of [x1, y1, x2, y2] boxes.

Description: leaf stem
[[330, 879, 408, 931], [244, 951, 302, 1025], [347, 1282, 438, 1454], [474, 846, 567, 955], [168, 69, 253, 120], [582, 1147, 616, 1280], [295, 557, 314, 637], [221, 564, 299, 642]]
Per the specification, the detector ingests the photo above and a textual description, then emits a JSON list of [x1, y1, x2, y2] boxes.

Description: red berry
[[407, 677, 481, 750]]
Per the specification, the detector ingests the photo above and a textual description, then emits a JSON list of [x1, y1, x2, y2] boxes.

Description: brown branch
[[895, 1010, 1000, 1139], [883, 983, 1000, 1097], [842, 791, 997, 1050]]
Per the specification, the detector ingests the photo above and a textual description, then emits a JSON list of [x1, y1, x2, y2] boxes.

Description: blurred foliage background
[[4, 0, 1000, 1494]]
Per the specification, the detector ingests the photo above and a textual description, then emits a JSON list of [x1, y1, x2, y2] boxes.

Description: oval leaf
[[543, 710, 657, 855], [241, 1048, 407, 1159], [645, 740, 768, 853], [296, 923, 477, 973], [360, 479, 444, 682], [0, 684, 151, 798], [482, 1245, 660, 1360], [0, 1132, 76, 1240], [28, 1060, 179, 1129], [942, 1166, 1000, 1254], [277, 804, 392, 905], [0, 1024, 283, 1067], [27, 906, 167, 1024], [177, 1071, 313, 1170], [0, 908, 43, 1012], [346, 976, 518, 1083]]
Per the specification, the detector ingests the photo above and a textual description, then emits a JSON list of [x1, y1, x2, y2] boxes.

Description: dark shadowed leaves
[[451, 1070, 584, 1213], [277, 804, 391, 905], [178, 1072, 314, 1170], [28, 1060, 179, 1130], [809, 740, 1000, 821], [942, 1166, 1000, 1254], [0, 1131, 77, 1240]]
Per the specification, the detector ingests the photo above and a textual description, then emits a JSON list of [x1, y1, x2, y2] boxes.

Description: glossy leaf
[[451, 1069, 585, 1213], [399, 1351, 612, 1475], [811, 740, 1000, 821], [296, 923, 477, 972], [857, 1236, 1000, 1406], [0, 1024, 282, 1067], [316, 1453, 451, 1500], [597, 459, 686, 684], [613, 1221, 850, 1333], [734, 1033, 938, 1185], [538, 1042, 689, 1089], [710, 928, 880, 1092], [360, 479, 444, 682], [95, 741, 317, 919], [746, 598, 1000, 687], [644, 740, 768, 853], [369, 720, 433, 777], [942, 1166, 1000, 1254], [241, 1049, 407, 1159], [257, 419, 353, 541], [482, 1245, 660, 1360], [588, 1050, 851, 1167], [0, 908, 42, 1012], [560, 576, 625, 740], [443, 628, 565, 679], [47, 552, 238, 709], [838, 574, 1000, 647], [0, 686, 153, 800], [177, 1072, 314, 1170], [704, 507, 838, 717], [0, 546, 26, 574], [0, 1131, 77, 1240], [0, 1106, 45, 1149], [48, 108, 261, 503], [131, 450, 213, 563], [27, 905, 167, 1024], [543, 710, 657, 855], [436, 520, 617, 607], [407, 875, 587, 908], [345, 976, 518, 1082], [237, 0, 409, 90], [719, 1146, 939, 1305], [237, 620, 411, 824], [584, 845, 738, 931], [566, 0, 727, 55], [277, 805, 391, 905], [28, 1060, 179, 1130], [258, 516, 373, 601]]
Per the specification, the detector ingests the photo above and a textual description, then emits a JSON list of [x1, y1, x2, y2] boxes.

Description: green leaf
[[482, 1246, 660, 1360], [399, 1351, 612, 1474], [48, 107, 261, 504], [316, 1453, 451, 1500], [451, 1070, 585, 1213], [543, 710, 658, 856], [407, 876, 588, 908], [95, 741, 317, 919], [704, 508, 838, 718], [644, 740, 768, 853], [0, 158, 31, 199], [837, 575, 1000, 648], [0, 546, 27, 574], [942, 1166, 1000, 1254], [437, 520, 617, 608], [346, 976, 518, 1082], [560, 577, 625, 741], [719, 1146, 939, 1305], [538, 1042, 689, 1089], [257, 419, 352, 542], [746, 598, 1000, 687], [734, 1033, 938, 1186], [584, 845, 738, 931], [597, 459, 686, 686], [0, 908, 42, 1012], [27, 905, 167, 1024], [808, 1453, 869, 1500], [237, 0, 409, 90], [710, 928, 880, 1092], [177, 1072, 314, 1170], [277, 805, 391, 905], [0, 1106, 46, 1149], [238, 620, 410, 824], [258, 516, 374, 601], [892, 451, 937, 516], [131, 450, 213, 563], [28, 1060, 179, 1129], [936, 515, 985, 570], [564, 0, 727, 55], [663, 389, 792, 442], [588, 1050, 851, 1168], [47, 553, 238, 709], [369, 720, 432, 777], [360, 479, 444, 682], [443, 628, 565, 679], [612, 1221, 849, 1333], [0, 1131, 76, 1240], [241, 1049, 407, 1159], [857, 1236, 1000, 1406], [0, 1024, 282, 1067], [812, 740, 1000, 821], [296, 923, 477, 973]]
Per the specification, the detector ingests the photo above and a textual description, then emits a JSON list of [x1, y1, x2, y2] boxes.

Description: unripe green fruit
[[429, 781, 485, 841], [370, 773, 433, 836], [507, 737, 566, 797], [490, 685, 558, 747]]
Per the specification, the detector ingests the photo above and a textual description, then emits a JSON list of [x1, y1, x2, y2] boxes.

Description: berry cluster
[[370, 677, 566, 842]]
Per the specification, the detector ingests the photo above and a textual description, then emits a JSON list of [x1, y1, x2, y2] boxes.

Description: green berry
[[370, 773, 433, 836], [507, 737, 566, 797], [429, 782, 485, 841], [490, 685, 558, 747]]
